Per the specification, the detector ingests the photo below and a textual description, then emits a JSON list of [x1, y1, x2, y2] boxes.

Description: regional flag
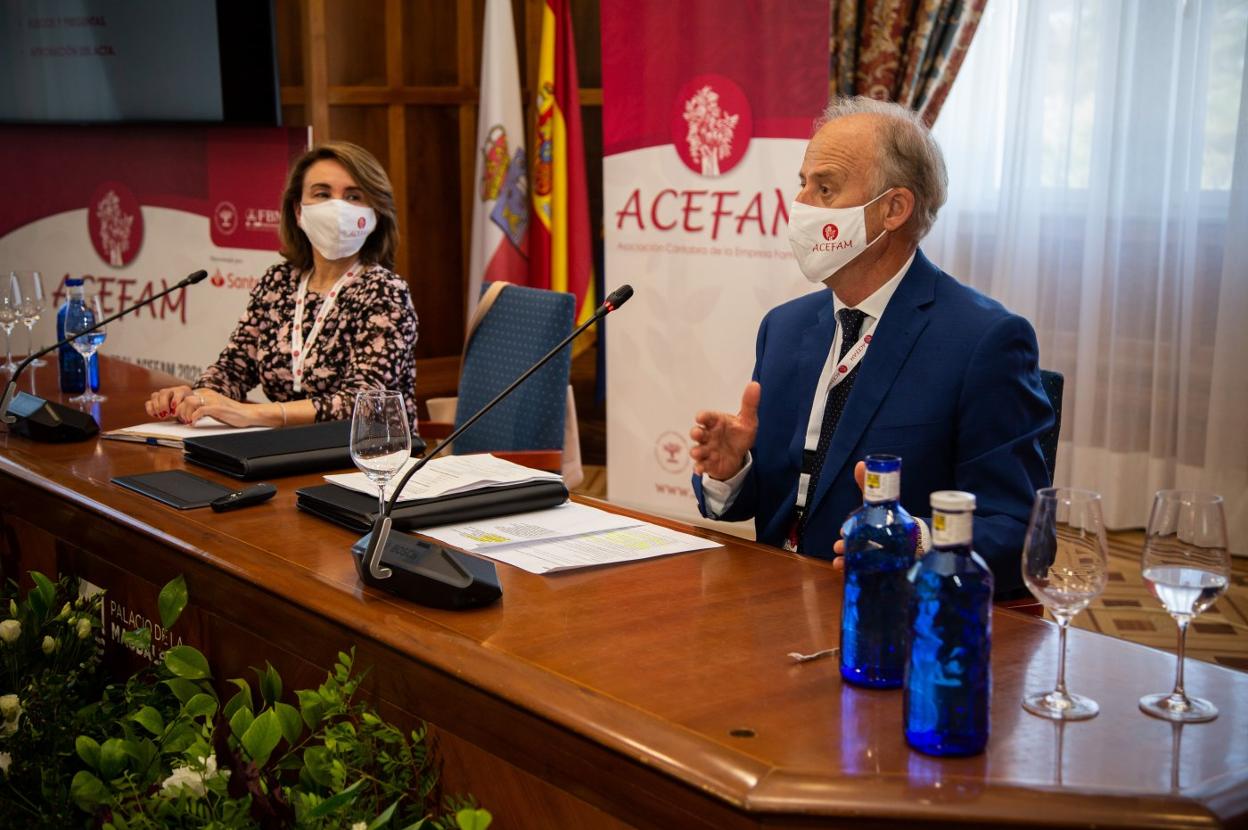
[[467, 0, 529, 321], [530, 0, 595, 328]]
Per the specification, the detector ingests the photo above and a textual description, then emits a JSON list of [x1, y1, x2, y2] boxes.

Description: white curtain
[[924, 0, 1248, 554]]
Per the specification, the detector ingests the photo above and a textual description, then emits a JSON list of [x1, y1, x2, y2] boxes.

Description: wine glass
[[64, 293, 107, 404], [1021, 487, 1109, 720], [1139, 490, 1230, 723], [350, 389, 412, 556], [0, 276, 18, 373], [12, 271, 46, 366]]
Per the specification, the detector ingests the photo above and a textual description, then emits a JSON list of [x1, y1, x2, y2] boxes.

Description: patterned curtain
[[831, 0, 988, 126]]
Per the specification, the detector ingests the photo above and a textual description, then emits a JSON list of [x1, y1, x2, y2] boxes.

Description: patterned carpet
[[573, 467, 1248, 672]]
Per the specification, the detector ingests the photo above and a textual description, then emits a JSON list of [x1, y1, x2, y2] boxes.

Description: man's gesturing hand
[[690, 381, 760, 481]]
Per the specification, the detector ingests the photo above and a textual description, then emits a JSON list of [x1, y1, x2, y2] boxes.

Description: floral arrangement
[[0, 573, 492, 830]]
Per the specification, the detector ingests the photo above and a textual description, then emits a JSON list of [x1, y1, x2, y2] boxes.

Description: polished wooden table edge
[[3, 431, 1244, 826]]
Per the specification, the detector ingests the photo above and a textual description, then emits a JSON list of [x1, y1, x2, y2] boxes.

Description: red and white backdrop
[[601, 0, 828, 526], [0, 125, 307, 386]]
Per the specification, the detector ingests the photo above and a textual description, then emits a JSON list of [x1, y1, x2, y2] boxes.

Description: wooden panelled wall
[[275, 0, 604, 360]]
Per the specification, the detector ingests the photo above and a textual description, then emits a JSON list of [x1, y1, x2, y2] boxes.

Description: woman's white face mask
[[786, 189, 892, 283], [298, 199, 377, 261]]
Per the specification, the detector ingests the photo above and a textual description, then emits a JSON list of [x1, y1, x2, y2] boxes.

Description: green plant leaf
[[131, 705, 164, 736], [296, 689, 326, 730], [163, 678, 204, 704], [157, 575, 188, 629], [398, 820, 430, 830], [302, 746, 333, 787], [121, 627, 152, 652], [241, 709, 282, 765], [305, 778, 364, 818], [230, 705, 255, 740], [257, 661, 283, 707], [99, 737, 128, 779], [162, 724, 198, 756], [164, 645, 210, 680], [29, 571, 56, 622], [185, 692, 218, 720], [70, 770, 108, 812], [274, 701, 302, 745], [121, 737, 159, 776], [367, 799, 399, 829], [223, 678, 252, 720], [455, 808, 492, 830], [75, 735, 101, 771]]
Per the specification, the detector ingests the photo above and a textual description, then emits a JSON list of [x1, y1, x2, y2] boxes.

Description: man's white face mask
[[786, 189, 892, 284], [298, 199, 377, 261]]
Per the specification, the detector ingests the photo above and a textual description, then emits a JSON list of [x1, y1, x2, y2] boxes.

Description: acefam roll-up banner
[[0, 125, 307, 385], [601, 0, 828, 527]]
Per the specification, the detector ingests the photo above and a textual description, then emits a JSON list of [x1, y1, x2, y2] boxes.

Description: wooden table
[[2, 358, 1245, 829]]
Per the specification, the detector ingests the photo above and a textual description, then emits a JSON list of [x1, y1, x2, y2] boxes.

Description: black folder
[[183, 421, 427, 480], [295, 479, 569, 533]]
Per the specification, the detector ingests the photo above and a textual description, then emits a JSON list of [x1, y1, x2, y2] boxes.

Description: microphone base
[[351, 531, 502, 610], [5, 392, 100, 443]]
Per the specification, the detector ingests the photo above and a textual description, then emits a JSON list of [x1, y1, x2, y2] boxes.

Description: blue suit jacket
[[693, 250, 1053, 596]]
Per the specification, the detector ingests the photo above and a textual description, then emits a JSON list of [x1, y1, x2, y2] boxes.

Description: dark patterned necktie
[[797, 308, 868, 553]]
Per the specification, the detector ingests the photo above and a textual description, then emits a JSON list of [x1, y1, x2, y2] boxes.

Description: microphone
[[1, 270, 209, 442], [352, 284, 635, 608]]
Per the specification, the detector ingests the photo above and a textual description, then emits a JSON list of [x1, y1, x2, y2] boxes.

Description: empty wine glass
[[64, 293, 107, 404], [1021, 487, 1109, 720], [1139, 490, 1230, 723], [0, 276, 18, 373], [350, 390, 412, 576], [12, 271, 46, 366]]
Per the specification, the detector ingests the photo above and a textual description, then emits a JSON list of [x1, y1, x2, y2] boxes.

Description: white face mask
[[298, 199, 377, 261], [787, 189, 891, 284]]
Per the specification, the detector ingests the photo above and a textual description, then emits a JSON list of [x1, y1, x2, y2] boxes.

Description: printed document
[[417, 502, 643, 550], [325, 454, 561, 502], [103, 418, 270, 448], [474, 524, 722, 574]]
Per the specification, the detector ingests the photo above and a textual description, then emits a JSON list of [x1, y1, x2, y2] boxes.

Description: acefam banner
[[0, 125, 306, 386], [601, 0, 828, 527]]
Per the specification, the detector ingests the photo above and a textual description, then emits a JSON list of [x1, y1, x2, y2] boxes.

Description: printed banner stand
[[601, 0, 829, 530], [0, 125, 307, 386]]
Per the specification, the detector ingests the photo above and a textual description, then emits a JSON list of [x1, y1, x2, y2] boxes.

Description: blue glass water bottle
[[904, 490, 993, 756], [57, 277, 99, 393], [839, 454, 919, 688]]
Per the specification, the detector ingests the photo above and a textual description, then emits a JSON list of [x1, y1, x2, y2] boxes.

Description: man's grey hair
[[814, 96, 948, 240]]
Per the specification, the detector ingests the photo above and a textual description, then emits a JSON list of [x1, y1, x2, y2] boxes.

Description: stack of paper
[[103, 418, 270, 448], [324, 453, 562, 502]]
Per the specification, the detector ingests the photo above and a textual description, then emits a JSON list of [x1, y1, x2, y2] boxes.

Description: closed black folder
[[295, 479, 569, 533], [183, 421, 427, 480]]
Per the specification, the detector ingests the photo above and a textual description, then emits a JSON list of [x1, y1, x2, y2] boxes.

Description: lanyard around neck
[[291, 266, 358, 393]]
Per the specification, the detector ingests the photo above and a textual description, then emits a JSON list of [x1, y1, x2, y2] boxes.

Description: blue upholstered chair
[[1038, 369, 1064, 483], [421, 284, 580, 481]]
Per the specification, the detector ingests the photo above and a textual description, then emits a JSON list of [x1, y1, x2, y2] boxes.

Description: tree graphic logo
[[87, 182, 143, 268], [670, 75, 753, 178], [654, 430, 690, 474]]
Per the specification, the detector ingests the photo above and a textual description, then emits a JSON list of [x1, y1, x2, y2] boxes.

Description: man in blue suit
[[689, 97, 1052, 596]]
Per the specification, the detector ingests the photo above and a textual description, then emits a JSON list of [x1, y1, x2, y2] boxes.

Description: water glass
[[12, 270, 46, 366], [1139, 490, 1230, 723], [0, 276, 17, 373], [1021, 487, 1109, 720], [64, 293, 107, 403]]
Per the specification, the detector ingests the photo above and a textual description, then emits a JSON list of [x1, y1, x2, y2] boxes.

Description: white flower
[[76, 618, 92, 640], [41, 635, 55, 655], [7, 600, 15, 617], [0, 751, 10, 776], [57, 603, 71, 620], [0, 695, 20, 721], [160, 755, 226, 798], [0, 619, 20, 644], [351, 823, 367, 830]]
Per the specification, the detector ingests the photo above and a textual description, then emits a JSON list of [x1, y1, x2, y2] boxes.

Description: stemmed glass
[[12, 271, 46, 366], [1139, 490, 1231, 723], [350, 390, 412, 574], [1021, 487, 1109, 720], [0, 276, 18, 373], [64, 294, 107, 403]]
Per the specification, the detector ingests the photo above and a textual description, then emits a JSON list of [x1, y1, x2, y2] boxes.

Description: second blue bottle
[[839, 454, 919, 688]]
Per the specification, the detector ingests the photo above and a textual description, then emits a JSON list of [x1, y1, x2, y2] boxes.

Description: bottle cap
[[931, 490, 976, 512], [864, 454, 901, 473], [65, 277, 84, 286]]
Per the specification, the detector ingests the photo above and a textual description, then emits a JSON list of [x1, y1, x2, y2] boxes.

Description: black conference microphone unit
[[352, 283, 636, 610], [0, 269, 210, 443]]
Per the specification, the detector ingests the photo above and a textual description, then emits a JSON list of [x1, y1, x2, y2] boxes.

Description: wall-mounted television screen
[[0, 0, 280, 124]]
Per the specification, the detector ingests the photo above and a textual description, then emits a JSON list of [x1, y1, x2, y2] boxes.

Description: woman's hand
[[146, 385, 193, 420], [173, 389, 269, 428]]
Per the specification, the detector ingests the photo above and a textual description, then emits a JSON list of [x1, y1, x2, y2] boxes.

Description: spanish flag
[[530, 0, 595, 329]]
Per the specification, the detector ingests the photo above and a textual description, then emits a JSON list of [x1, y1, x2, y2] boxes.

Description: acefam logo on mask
[[822, 223, 839, 241]]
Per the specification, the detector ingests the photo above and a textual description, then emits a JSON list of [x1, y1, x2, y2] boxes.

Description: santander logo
[[670, 75, 753, 178], [88, 182, 143, 267], [822, 223, 839, 241]]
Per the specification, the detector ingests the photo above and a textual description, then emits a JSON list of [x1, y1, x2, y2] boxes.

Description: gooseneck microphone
[[0, 269, 210, 442], [355, 284, 635, 600]]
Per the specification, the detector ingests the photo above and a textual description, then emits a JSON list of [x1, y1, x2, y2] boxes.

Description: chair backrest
[[452, 284, 575, 455], [1038, 369, 1064, 482]]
